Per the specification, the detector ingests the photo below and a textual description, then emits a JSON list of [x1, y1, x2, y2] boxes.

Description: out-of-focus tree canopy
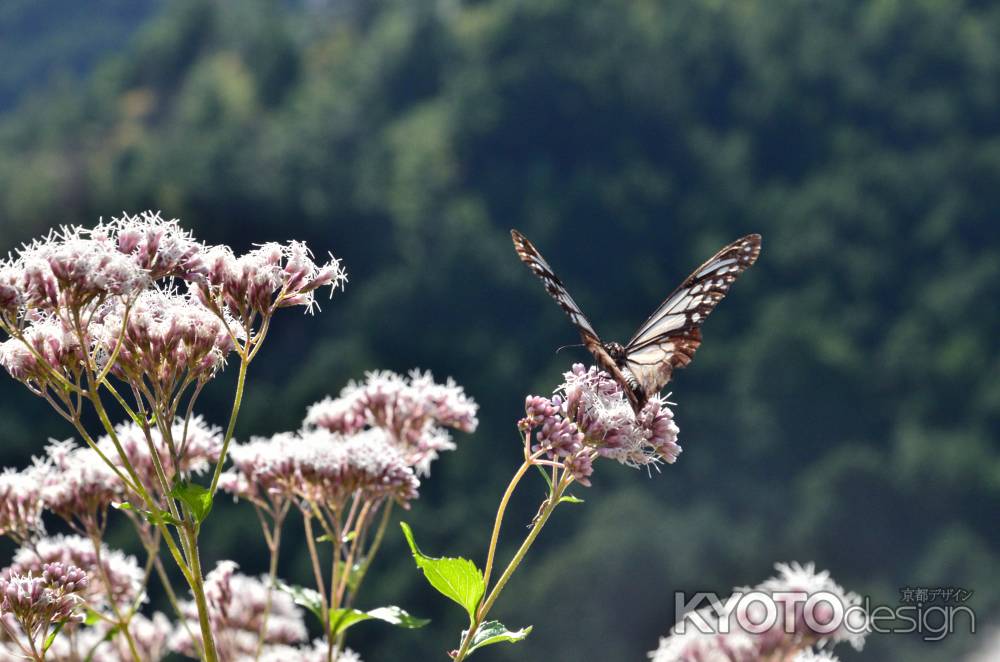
[[0, 1, 997, 660]]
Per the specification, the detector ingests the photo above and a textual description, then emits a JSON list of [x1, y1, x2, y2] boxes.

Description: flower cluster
[[97, 416, 223, 496], [43, 611, 174, 662], [6, 535, 144, 609], [0, 212, 346, 396], [12, 224, 148, 316], [220, 428, 419, 508], [96, 289, 239, 388], [171, 561, 307, 661], [520, 364, 681, 486], [0, 467, 45, 542], [103, 211, 206, 281], [648, 563, 868, 662], [0, 315, 84, 390], [0, 563, 88, 643], [34, 439, 120, 525], [195, 240, 347, 319], [304, 369, 478, 474]]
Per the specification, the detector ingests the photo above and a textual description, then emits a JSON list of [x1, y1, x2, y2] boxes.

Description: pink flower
[[0, 315, 85, 389], [96, 416, 223, 497], [103, 211, 205, 281], [0, 563, 88, 645], [170, 561, 307, 661], [519, 364, 681, 486], [648, 563, 868, 662], [221, 429, 419, 507], [0, 467, 45, 543], [96, 288, 240, 388], [35, 439, 121, 525], [6, 535, 143, 609], [258, 640, 364, 662], [304, 369, 478, 474], [58, 611, 173, 662], [14, 224, 148, 314], [195, 241, 346, 320]]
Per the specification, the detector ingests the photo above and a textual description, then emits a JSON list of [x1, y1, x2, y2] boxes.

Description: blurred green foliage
[[0, 1, 998, 660]]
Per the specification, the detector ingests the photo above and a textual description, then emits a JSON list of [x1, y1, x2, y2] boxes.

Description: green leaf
[[558, 494, 584, 504], [83, 608, 103, 626], [399, 522, 484, 622], [168, 481, 213, 524], [43, 621, 66, 652], [111, 501, 181, 527], [315, 533, 333, 543], [329, 605, 429, 637], [277, 582, 325, 625], [462, 620, 533, 656], [334, 560, 365, 593], [534, 464, 554, 490]]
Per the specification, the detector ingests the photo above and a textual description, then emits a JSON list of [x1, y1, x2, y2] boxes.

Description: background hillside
[[0, 1, 997, 660]]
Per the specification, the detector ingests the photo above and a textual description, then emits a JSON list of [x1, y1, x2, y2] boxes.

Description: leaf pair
[[277, 582, 428, 639], [400, 522, 531, 657]]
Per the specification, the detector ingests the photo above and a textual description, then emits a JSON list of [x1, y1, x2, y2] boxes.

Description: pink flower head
[[520, 364, 681, 486], [304, 369, 478, 474], [0, 263, 23, 321], [0, 315, 85, 389], [102, 211, 206, 281], [747, 562, 868, 654], [0, 467, 45, 543], [7, 535, 143, 609], [221, 429, 420, 507], [648, 563, 868, 662], [258, 640, 364, 662], [35, 439, 121, 524], [170, 561, 306, 661], [0, 562, 88, 643], [97, 416, 223, 497], [13, 224, 148, 314], [195, 240, 346, 320], [66, 611, 173, 662], [97, 288, 240, 388]]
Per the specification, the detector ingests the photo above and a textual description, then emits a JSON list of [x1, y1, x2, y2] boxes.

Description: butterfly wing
[[623, 234, 762, 409], [511, 229, 640, 410]]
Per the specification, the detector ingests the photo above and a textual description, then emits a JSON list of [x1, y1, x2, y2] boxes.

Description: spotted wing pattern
[[623, 234, 762, 410]]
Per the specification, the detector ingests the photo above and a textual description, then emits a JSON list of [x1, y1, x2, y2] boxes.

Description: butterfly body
[[511, 229, 760, 414]]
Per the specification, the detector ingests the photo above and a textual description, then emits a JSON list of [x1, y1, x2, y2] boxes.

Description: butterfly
[[511, 229, 761, 413]]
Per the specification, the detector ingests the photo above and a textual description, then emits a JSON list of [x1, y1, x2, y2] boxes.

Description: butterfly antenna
[[555, 343, 585, 354]]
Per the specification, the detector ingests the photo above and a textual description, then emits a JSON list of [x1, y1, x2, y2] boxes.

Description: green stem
[[481, 451, 544, 591], [208, 358, 249, 499], [453, 472, 571, 662], [88, 528, 143, 662], [345, 500, 393, 608], [254, 505, 287, 661], [184, 524, 219, 662]]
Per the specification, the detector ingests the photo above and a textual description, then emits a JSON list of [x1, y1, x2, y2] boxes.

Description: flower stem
[[183, 524, 219, 662], [88, 528, 143, 662], [453, 470, 570, 662], [345, 500, 393, 608], [254, 505, 287, 661], [208, 357, 248, 499], [481, 451, 544, 591]]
